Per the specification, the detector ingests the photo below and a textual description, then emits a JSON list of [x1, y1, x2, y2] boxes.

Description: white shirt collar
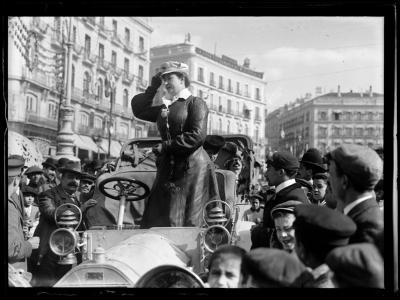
[[343, 195, 373, 215], [162, 88, 192, 107], [275, 179, 296, 194]]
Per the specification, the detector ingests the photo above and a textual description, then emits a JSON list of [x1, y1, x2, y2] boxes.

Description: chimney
[[243, 58, 250, 68], [337, 85, 341, 97], [369, 85, 373, 97]]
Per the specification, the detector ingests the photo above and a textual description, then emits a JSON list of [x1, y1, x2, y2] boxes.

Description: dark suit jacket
[[8, 193, 32, 271], [347, 197, 383, 245], [35, 185, 81, 263]]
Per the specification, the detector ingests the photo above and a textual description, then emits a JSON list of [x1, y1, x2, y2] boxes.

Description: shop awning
[[74, 134, 105, 154], [99, 139, 122, 158]]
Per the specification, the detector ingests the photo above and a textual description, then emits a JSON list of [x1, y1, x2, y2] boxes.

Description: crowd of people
[[8, 59, 386, 289], [8, 155, 117, 286]]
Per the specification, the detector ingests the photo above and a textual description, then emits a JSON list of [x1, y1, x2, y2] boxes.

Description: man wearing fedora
[[251, 151, 310, 249], [39, 157, 59, 193], [34, 160, 93, 286], [325, 144, 383, 245]]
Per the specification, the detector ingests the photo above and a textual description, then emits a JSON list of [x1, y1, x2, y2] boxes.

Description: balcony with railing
[[135, 48, 148, 60], [110, 65, 123, 79], [82, 17, 96, 29], [77, 124, 91, 135], [98, 99, 111, 111], [72, 44, 84, 58], [98, 23, 110, 38], [255, 115, 262, 122], [210, 80, 216, 87], [30, 18, 49, 38], [123, 40, 134, 53], [22, 68, 53, 88], [218, 83, 224, 90], [122, 71, 135, 84], [137, 77, 148, 89], [51, 32, 63, 48], [111, 33, 123, 47], [236, 89, 242, 96], [96, 58, 110, 73], [25, 112, 58, 129], [227, 86, 233, 93], [83, 52, 97, 67]]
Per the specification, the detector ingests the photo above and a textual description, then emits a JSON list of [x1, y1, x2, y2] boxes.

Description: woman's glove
[[150, 72, 162, 89]]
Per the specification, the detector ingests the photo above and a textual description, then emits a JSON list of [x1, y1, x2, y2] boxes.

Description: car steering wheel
[[98, 175, 150, 202]]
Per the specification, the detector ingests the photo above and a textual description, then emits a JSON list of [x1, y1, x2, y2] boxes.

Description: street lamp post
[[56, 17, 79, 162]]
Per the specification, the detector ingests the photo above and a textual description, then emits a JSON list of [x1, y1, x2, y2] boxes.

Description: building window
[[319, 111, 328, 121], [366, 127, 374, 136], [209, 72, 215, 86], [355, 112, 362, 121], [80, 113, 89, 127], [305, 127, 309, 138], [123, 89, 129, 107], [236, 82, 241, 95], [236, 102, 239, 115], [138, 65, 144, 79], [83, 71, 91, 95], [210, 94, 214, 108], [228, 79, 232, 92], [135, 127, 143, 138], [111, 51, 117, 68], [218, 119, 222, 133], [94, 116, 102, 129], [306, 112, 310, 122], [47, 102, 57, 119], [139, 36, 145, 52], [124, 28, 130, 44], [96, 78, 103, 100], [254, 127, 259, 143], [355, 128, 363, 137], [218, 96, 222, 112], [367, 112, 374, 121], [71, 65, 75, 87], [333, 127, 341, 136], [378, 112, 383, 120], [227, 99, 232, 114], [255, 107, 260, 120], [124, 58, 129, 74], [198, 67, 204, 82], [245, 84, 249, 97], [198, 89, 203, 99], [344, 127, 352, 137], [112, 19, 117, 37], [255, 88, 260, 100], [227, 121, 230, 134], [318, 126, 327, 137], [120, 123, 128, 137], [333, 112, 341, 121], [84, 34, 91, 57], [245, 124, 248, 135], [219, 75, 224, 90], [98, 44, 104, 62], [99, 17, 105, 27], [72, 26, 77, 44]]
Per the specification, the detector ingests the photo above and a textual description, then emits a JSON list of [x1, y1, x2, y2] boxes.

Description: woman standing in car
[[131, 61, 219, 228]]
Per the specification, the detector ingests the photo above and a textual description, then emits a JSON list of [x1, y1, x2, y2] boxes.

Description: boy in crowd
[[242, 194, 264, 224], [206, 245, 246, 288], [311, 173, 329, 206]]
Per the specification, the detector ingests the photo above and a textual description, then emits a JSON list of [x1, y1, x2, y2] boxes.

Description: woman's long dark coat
[[131, 86, 219, 228]]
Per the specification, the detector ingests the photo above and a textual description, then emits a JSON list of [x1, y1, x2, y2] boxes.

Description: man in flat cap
[[297, 148, 327, 186], [325, 144, 383, 245], [34, 160, 94, 286], [292, 204, 357, 288], [39, 157, 59, 193], [270, 200, 303, 253], [8, 156, 39, 277], [251, 151, 309, 249], [240, 248, 306, 287], [325, 243, 384, 288], [23, 165, 44, 197]]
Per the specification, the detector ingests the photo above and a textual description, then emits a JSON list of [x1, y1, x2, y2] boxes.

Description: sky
[[148, 17, 384, 112]]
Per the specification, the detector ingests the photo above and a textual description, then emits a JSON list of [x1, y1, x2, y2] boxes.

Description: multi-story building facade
[[265, 86, 384, 158], [149, 38, 268, 160], [8, 17, 153, 160]]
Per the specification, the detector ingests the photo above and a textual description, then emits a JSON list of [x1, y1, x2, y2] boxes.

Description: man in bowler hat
[[297, 148, 327, 186], [292, 204, 357, 288], [325, 144, 383, 245], [251, 151, 309, 249]]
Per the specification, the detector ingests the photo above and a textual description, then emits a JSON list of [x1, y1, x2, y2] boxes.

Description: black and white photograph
[[4, 1, 397, 295]]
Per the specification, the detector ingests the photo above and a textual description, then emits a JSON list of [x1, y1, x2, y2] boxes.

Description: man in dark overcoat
[[325, 144, 383, 245], [251, 151, 309, 249]]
